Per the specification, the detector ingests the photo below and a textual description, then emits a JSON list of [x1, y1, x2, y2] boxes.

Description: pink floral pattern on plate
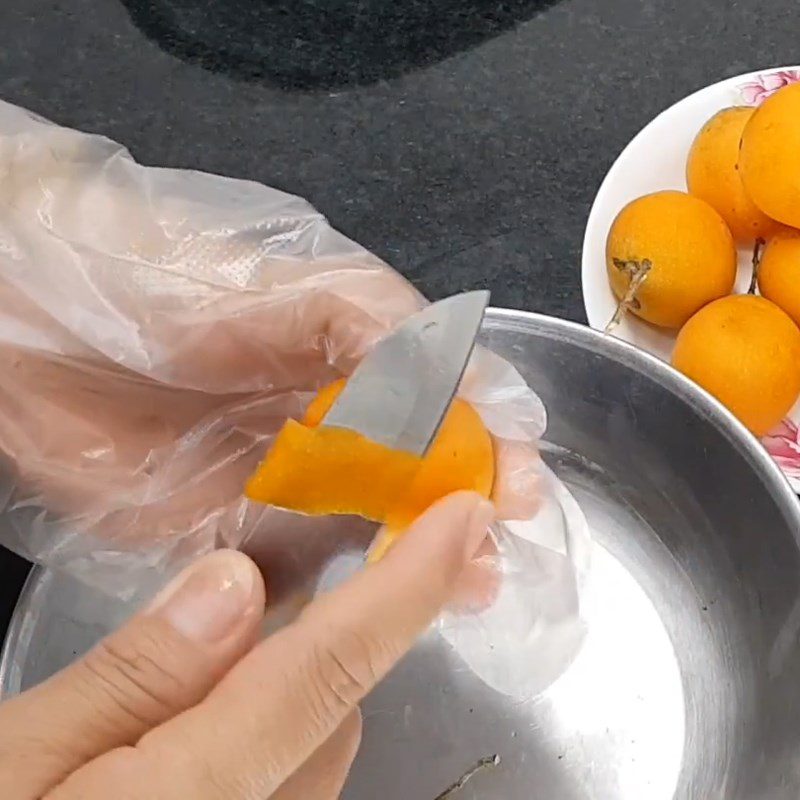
[[739, 70, 800, 105], [764, 419, 800, 479]]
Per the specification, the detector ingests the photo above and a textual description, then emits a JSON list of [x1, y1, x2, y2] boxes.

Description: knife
[[322, 290, 490, 455]]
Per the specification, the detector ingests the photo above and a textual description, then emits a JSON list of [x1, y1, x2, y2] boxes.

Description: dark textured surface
[[0, 0, 798, 639], [120, 0, 561, 89]]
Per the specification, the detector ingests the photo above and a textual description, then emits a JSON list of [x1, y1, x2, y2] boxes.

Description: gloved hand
[[0, 101, 541, 602]]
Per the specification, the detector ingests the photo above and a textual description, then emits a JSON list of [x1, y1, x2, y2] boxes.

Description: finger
[[83, 492, 494, 800], [456, 438, 541, 613], [270, 710, 362, 800], [0, 550, 265, 800], [449, 534, 501, 613], [447, 439, 541, 614], [492, 438, 542, 520]]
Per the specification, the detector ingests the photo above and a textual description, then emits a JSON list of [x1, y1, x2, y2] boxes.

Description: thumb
[[0, 550, 265, 800]]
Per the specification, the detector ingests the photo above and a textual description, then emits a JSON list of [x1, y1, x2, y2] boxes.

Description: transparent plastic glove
[[0, 101, 589, 697], [0, 101, 420, 594]]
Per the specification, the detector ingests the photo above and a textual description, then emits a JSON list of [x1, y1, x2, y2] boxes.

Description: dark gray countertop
[[0, 0, 798, 638]]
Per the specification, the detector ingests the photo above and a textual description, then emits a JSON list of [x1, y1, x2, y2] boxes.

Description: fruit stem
[[605, 258, 652, 334], [748, 237, 765, 295], [433, 755, 501, 799]]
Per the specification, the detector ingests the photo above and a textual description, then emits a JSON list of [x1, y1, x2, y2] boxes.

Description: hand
[[0, 493, 494, 800], [0, 108, 540, 597]]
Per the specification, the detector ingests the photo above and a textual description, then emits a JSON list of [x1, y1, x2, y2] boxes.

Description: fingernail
[[147, 551, 258, 643], [465, 499, 495, 560]]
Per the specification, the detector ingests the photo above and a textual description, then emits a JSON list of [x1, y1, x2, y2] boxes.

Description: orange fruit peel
[[245, 420, 421, 522], [245, 378, 495, 558]]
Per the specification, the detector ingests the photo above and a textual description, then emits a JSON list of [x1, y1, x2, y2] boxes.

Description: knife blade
[[322, 290, 490, 456]]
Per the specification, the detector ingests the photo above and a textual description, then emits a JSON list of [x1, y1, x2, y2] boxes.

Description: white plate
[[581, 65, 800, 491]]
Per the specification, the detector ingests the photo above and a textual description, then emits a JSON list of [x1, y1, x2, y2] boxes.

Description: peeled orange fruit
[[758, 230, 800, 327], [672, 294, 800, 436], [246, 378, 495, 532], [687, 106, 785, 244], [739, 82, 800, 228], [606, 191, 737, 328]]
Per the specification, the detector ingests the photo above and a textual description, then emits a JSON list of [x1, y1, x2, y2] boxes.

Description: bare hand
[[0, 493, 494, 800]]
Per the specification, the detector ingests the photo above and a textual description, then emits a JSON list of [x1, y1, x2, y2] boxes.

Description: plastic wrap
[[0, 101, 589, 697]]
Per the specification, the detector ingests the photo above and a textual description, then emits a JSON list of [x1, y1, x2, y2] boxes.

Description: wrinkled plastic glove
[[0, 102, 540, 600]]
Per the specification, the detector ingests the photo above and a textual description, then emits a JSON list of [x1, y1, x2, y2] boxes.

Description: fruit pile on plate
[[605, 81, 800, 437]]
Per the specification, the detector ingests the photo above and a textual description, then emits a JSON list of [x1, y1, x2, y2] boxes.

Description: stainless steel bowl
[[3, 310, 800, 799]]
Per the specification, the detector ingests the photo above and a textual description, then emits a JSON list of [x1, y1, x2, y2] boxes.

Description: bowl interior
[[4, 311, 800, 799]]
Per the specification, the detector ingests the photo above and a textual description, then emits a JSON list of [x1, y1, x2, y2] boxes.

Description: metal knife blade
[[322, 290, 490, 456]]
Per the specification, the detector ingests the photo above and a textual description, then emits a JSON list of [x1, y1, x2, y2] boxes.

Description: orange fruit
[[758, 229, 800, 326], [246, 378, 495, 531], [672, 294, 800, 436], [739, 82, 800, 228], [686, 106, 785, 244], [606, 191, 737, 328]]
